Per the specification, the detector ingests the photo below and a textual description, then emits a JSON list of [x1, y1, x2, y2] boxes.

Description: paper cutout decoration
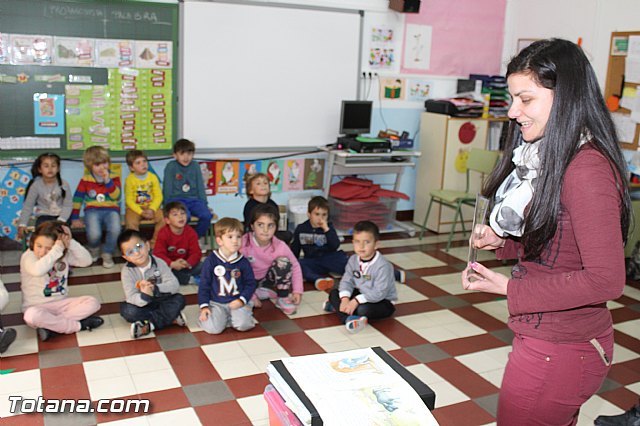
[[33, 93, 65, 135], [200, 161, 217, 195], [10, 34, 52, 65], [135, 40, 172, 69], [283, 159, 304, 191], [95, 39, 135, 68], [0, 167, 30, 240], [216, 161, 239, 195], [262, 160, 283, 193], [53, 37, 95, 67], [304, 158, 324, 190], [379, 77, 405, 101], [239, 161, 262, 195]]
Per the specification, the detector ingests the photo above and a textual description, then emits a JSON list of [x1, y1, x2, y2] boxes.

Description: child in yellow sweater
[[124, 150, 164, 247]]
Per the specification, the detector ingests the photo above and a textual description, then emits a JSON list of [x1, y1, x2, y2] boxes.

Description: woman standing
[[462, 38, 631, 425]]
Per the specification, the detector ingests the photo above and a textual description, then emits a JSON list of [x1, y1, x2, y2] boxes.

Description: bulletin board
[[604, 31, 640, 149], [0, 0, 178, 158]]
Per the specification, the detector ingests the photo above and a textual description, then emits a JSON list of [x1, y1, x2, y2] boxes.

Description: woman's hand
[[461, 262, 509, 295], [471, 225, 506, 251]]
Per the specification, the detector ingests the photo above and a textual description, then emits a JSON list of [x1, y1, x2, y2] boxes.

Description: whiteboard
[[181, 2, 362, 150]]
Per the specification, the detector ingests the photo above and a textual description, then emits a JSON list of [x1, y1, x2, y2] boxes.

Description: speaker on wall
[[389, 0, 421, 13]]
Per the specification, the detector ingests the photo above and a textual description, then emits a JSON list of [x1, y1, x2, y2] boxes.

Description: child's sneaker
[[345, 315, 368, 333], [101, 253, 115, 269], [394, 269, 406, 284], [314, 277, 334, 292], [0, 328, 17, 353], [175, 311, 187, 327], [130, 320, 153, 339], [80, 316, 104, 331], [255, 287, 277, 300], [322, 300, 335, 313], [275, 297, 297, 315]]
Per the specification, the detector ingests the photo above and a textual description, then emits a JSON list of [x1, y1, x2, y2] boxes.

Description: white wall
[[501, 0, 640, 86]]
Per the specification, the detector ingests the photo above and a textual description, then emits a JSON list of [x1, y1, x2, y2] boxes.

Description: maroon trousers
[[498, 328, 613, 425]]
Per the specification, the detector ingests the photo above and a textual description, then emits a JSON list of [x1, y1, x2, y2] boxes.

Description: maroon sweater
[[497, 146, 625, 343]]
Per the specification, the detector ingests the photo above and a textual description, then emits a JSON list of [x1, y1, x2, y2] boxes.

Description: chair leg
[[419, 198, 435, 240], [446, 203, 463, 252]]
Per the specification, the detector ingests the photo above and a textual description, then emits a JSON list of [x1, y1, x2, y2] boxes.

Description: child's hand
[[229, 299, 244, 310], [58, 231, 71, 249], [71, 219, 83, 229], [320, 218, 329, 232], [142, 209, 154, 220], [137, 280, 155, 296], [344, 299, 359, 316], [339, 297, 351, 314], [199, 307, 211, 322], [171, 260, 186, 270], [291, 293, 302, 305]]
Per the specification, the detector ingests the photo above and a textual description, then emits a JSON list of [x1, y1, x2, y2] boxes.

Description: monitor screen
[[339, 100, 372, 137]]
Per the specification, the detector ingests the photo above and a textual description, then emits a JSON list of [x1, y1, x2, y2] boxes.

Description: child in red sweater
[[154, 201, 203, 285]]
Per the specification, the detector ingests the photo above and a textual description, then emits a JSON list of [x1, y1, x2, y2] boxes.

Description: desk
[[322, 148, 421, 236]]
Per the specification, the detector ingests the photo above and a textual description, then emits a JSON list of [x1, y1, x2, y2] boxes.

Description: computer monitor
[[339, 100, 373, 137]]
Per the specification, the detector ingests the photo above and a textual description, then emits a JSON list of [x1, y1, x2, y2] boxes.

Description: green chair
[[419, 148, 500, 251]]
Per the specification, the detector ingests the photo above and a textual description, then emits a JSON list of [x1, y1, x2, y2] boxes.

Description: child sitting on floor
[[198, 218, 256, 334], [118, 229, 186, 339], [323, 220, 398, 333], [240, 204, 303, 315], [243, 172, 292, 243], [20, 221, 103, 342]]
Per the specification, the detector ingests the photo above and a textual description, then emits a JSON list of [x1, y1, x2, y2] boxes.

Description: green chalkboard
[[0, 0, 178, 158]]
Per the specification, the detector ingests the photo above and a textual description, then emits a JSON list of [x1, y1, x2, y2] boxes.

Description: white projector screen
[[180, 1, 362, 150]]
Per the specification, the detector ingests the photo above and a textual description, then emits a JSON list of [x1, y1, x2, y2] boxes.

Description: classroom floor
[[1, 226, 640, 426]]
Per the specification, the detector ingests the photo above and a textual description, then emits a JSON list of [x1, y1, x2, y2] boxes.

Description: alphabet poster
[[215, 160, 239, 195], [283, 159, 304, 191], [304, 158, 324, 190]]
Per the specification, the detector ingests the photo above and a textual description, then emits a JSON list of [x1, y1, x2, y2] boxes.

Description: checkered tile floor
[[2, 225, 640, 425]]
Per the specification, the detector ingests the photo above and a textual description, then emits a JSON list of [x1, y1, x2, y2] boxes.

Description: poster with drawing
[[402, 24, 432, 71], [53, 37, 95, 67], [379, 77, 406, 101], [406, 79, 434, 102], [368, 26, 396, 71], [0, 167, 30, 240], [262, 160, 283, 193], [135, 40, 172, 69], [199, 161, 216, 195], [361, 12, 403, 74], [95, 39, 135, 68], [10, 34, 52, 65], [216, 161, 240, 195], [283, 159, 304, 191], [304, 158, 324, 190], [239, 161, 262, 195]]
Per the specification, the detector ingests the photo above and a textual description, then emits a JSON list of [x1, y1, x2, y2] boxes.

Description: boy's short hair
[[250, 203, 279, 228], [214, 217, 244, 238], [353, 220, 380, 241], [308, 196, 329, 213], [173, 138, 195, 154], [246, 172, 269, 196], [163, 201, 187, 218], [83, 146, 110, 168], [125, 149, 146, 167], [117, 228, 147, 251]]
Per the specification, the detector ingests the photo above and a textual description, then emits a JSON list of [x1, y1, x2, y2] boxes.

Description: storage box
[[288, 197, 311, 232], [329, 197, 398, 234], [264, 384, 303, 426]]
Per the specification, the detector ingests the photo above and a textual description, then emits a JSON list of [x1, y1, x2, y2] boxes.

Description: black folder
[[269, 346, 436, 425]]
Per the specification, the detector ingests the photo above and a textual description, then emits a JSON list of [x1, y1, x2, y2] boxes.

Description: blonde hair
[[83, 146, 110, 168], [214, 217, 244, 238], [246, 172, 270, 197]]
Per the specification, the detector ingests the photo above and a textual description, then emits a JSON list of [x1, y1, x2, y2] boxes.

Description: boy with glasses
[[118, 229, 186, 339]]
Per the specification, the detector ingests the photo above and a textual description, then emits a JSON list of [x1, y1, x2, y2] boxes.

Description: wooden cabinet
[[413, 112, 500, 233]]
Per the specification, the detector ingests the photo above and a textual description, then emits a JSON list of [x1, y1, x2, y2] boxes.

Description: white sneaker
[[101, 253, 115, 269], [175, 311, 187, 327]]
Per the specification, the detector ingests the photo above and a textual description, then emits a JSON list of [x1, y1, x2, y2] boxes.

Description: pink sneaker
[[275, 297, 297, 315], [255, 287, 277, 300]]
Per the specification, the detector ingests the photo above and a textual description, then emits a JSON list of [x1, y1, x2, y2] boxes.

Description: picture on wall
[[304, 158, 324, 190], [53, 36, 95, 67], [215, 160, 239, 195], [263, 159, 283, 192], [406, 79, 433, 102], [199, 161, 217, 195], [239, 161, 262, 195], [33, 93, 65, 135], [0, 33, 9, 64], [0, 167, 30, 240], [10, 34, 52, 65], [95, 39, 135, 68], [402, 24, 432, 71], [283, 159, 304, 191], [379, 77, 406, 101], [368, 25, 397, 71]]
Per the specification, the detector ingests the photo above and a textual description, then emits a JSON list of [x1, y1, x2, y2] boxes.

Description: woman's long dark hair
[[483, 38, 631, 260], [24, 153, 66, 200]]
